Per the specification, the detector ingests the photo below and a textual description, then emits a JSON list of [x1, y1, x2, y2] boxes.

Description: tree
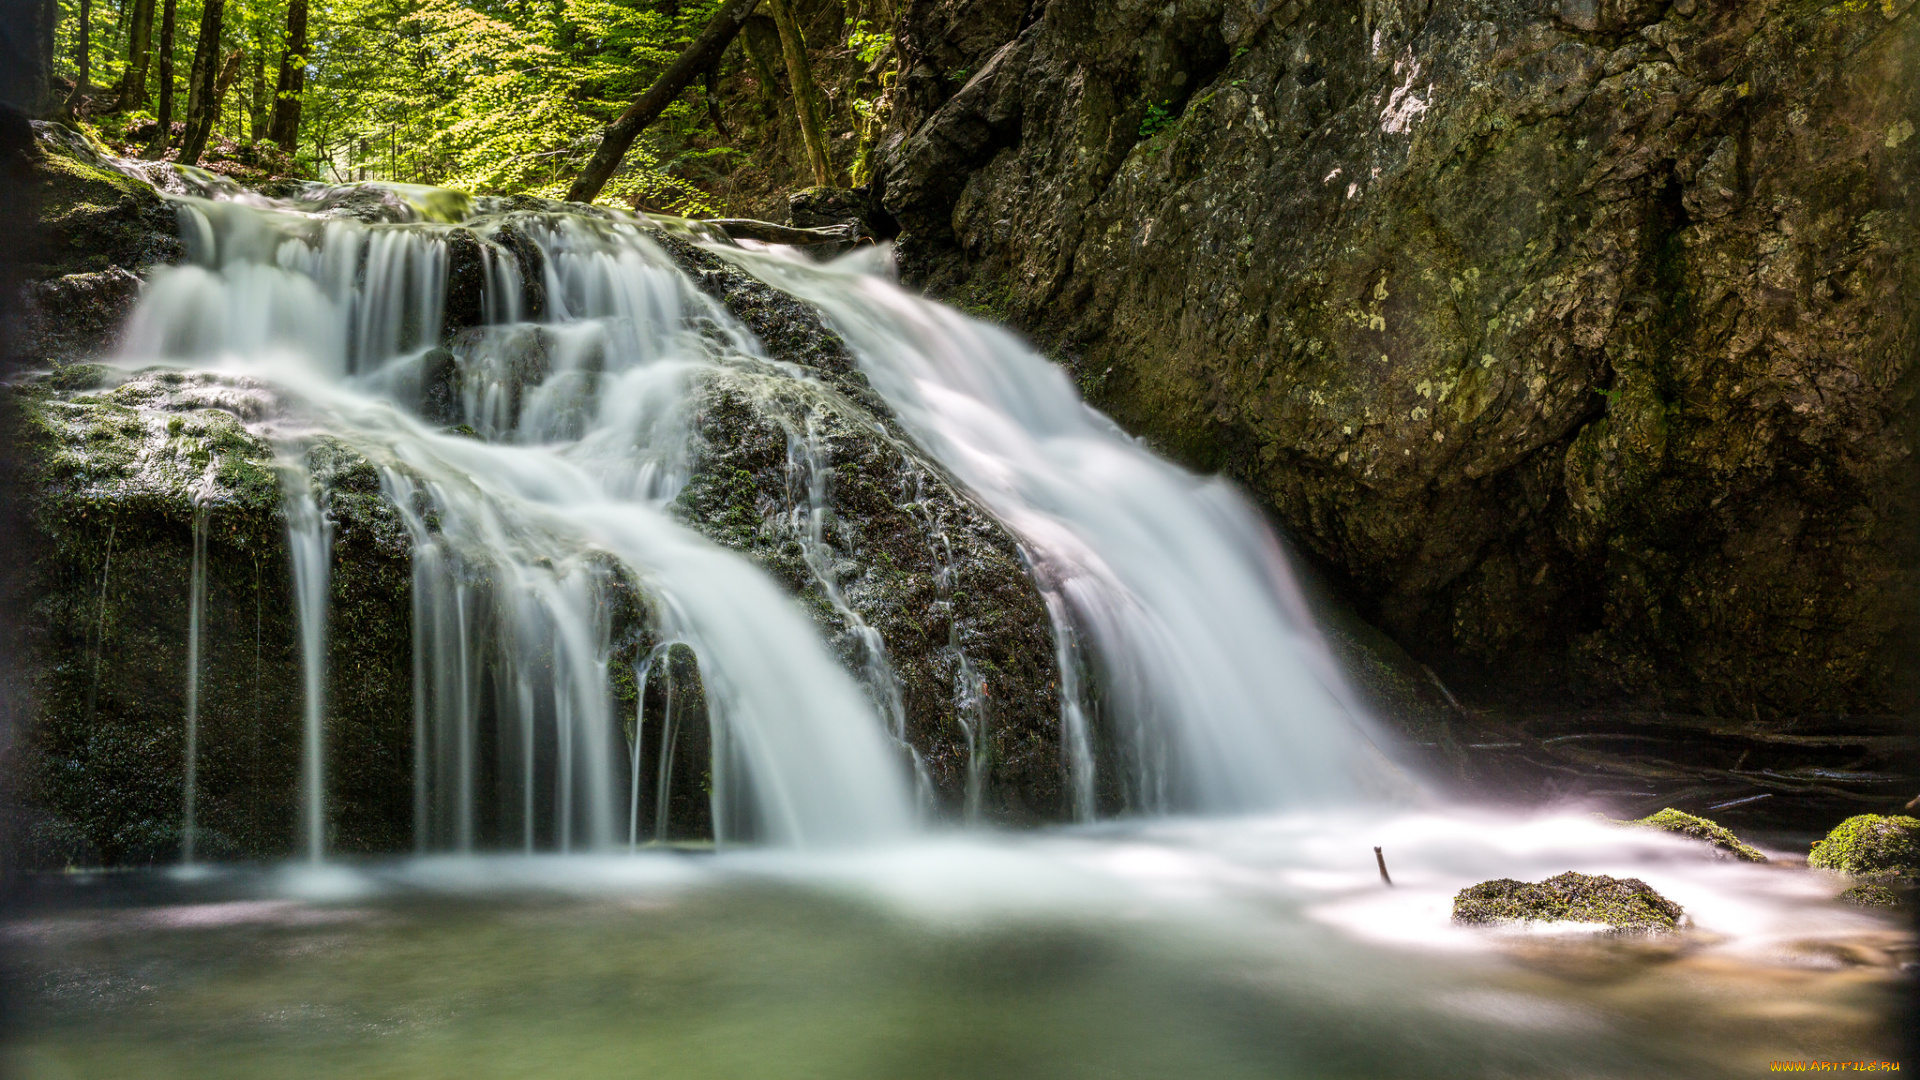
[[267, 0, 305, 151], [73, 0, 91, 88], [117, 0, 155, 109], [178, 0, 227, 163], [564, 0, 759, 204], [762, 0, 828, 186], [142, 0, 175, 155]]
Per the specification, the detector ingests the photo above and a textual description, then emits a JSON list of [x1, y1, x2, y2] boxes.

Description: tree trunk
[[248, 47, 265, 141], [176, 0, 225, 164], [117, 0, 154, 109], [565, 0, 759, 204], [764, 0, 830, 186], [267, 0, 306, 152], [739, 14, 783, 119], [142, 0, 175, 157], [702, 66, 729, 138], [203, 45, 241, 144], [74, 0, 91, 89]]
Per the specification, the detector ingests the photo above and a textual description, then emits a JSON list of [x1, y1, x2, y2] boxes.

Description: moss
[[1835, 882, 1903, 908], [1632, 808, 1766, 862], [1452, 871, 1685, 932], [1807, 815, 1920, 877], [29, 134, 183, 280]]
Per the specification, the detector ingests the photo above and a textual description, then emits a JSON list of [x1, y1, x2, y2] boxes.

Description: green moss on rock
[[1835, 882, 1903, 909], [1807, 815, 1920, 878], [1453, 871, 1685, 932], [1633, 808, 1766, 862]]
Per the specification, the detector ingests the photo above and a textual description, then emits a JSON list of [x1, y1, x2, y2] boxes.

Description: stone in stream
[[1629, 807, 1766, 863], [1452, 871, 1686, 933], [1809, 814, 1919, 907]]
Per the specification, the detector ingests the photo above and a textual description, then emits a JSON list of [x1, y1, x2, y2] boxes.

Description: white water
[[107, 169, 1397, 851], [20, 150, 1903, 1079], [722, 246, 1399, 815], [121, 195, 920, 850], [280, 459, 334, 863], [180, 503, 207, 865]]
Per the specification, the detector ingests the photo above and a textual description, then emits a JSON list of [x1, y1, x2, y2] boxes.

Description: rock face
[[880, 0, 1920, 720], [661, 235, 1063, 821], [2, 368, 414, 865]]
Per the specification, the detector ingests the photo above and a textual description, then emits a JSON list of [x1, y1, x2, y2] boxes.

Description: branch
[[566, 0, 760, 204]]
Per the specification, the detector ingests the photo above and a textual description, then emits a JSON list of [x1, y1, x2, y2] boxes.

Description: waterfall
[[120, 193, 916, 851], [109, 172, 1395, 854], [181, 502, 208, 864], [281, 460, 335, 863], [719, 246, 1396, 814]]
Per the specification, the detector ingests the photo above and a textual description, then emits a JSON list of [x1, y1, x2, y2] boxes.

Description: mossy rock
[[1453, 872, 1685, 933], [1807, 815, 1920, 878], [28, 122, 183, 280], [1632, 808, 1766, 862], [1835, 882, 1904, 909]]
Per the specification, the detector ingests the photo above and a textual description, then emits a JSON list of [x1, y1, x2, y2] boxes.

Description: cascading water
[[106, 170, 1403, 846], [180, 502, 208, 865], [718, 246, 1399, 815], [280, 459, 334, 862], [119, 190, 919, 850], [13, 147, 1905, 1080]]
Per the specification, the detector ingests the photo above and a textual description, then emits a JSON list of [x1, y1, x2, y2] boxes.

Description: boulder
[[1807, 813, 1920, 878], [1453, 870, 1685, 932], [1632, 807, 1766, 862]]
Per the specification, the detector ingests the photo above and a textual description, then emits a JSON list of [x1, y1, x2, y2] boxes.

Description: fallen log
[[699, 219, 855, 245]]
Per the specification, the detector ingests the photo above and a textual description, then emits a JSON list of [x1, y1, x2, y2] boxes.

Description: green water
[[2, 821, 1904, 1078]]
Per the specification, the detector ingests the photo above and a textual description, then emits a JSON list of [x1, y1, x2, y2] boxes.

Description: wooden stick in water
[[1374, 846, 1393, 887]]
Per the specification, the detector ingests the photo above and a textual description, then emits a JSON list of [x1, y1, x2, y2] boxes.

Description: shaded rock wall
[[1, 369, 413, 864], [881, 0, 1920, 719]]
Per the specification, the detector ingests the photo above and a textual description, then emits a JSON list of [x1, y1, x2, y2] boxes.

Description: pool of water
[[2, 810, 1906, 1079]]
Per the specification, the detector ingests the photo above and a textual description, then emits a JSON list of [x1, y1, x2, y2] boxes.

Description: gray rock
[[879, 0, 1920, 722]]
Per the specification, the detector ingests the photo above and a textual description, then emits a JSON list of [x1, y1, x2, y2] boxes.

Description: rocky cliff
[[880, 0, 1920, 720]]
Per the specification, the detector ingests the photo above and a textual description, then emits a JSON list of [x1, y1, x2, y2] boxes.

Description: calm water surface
[[3, 811, 1905, 1079]]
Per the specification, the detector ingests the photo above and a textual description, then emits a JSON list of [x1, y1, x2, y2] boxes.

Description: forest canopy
[[47, 0, 894, 214]]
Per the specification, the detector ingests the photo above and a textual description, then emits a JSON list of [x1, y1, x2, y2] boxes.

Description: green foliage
[[298, 0, 725, 205], [846, 18, 891, 65], [56, 0, 904, 209], [1137, 100, 1174, 139]]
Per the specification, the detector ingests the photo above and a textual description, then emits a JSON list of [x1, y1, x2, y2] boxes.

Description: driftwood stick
[[701, 219, 854, 245], [1374, 845, 1393, 887]]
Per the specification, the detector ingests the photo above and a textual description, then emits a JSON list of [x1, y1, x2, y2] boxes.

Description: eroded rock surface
[[882, 0, 1920, 720]]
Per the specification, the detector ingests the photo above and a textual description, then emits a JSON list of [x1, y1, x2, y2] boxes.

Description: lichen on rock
[[1452, 871, 1686, 932]]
